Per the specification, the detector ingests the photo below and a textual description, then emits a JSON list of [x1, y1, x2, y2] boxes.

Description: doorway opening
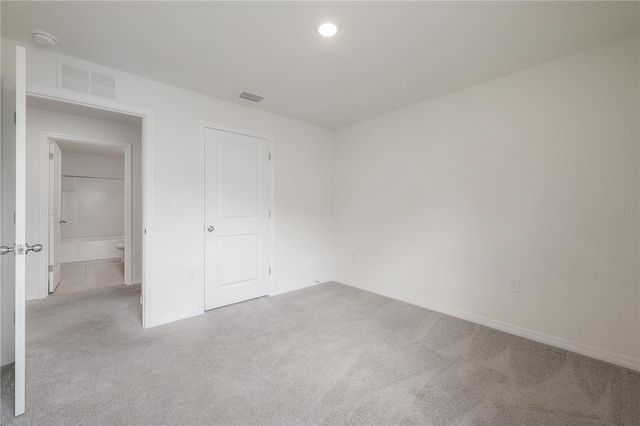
[[28, 95, 143, 304], [48, 138, 131, 295]]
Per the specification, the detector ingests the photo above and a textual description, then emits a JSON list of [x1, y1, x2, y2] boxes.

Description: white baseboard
[[150, 278, 331, 327], [145, 308, 202, 329], [269, 277, 332, 297], [336, 277, 640, 372]]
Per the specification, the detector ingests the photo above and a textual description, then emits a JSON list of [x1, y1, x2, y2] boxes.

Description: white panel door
[[48, 142, 62, 292], [1, 46, 34, 417], [204, 128, 270, 310]]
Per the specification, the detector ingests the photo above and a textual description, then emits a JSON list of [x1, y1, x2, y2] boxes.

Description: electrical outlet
[[171, 202, 180, 214], [508, 278, 521, 293], [187, 269, 196, 281]]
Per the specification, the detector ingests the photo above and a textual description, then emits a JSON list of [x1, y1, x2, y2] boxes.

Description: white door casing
[[48, 142, 62, 292], [204, 127, 271, 310]]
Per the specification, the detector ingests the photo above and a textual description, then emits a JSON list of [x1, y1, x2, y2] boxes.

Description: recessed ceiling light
[[32, 30, 57, 46], [317, 22, 339, 37]]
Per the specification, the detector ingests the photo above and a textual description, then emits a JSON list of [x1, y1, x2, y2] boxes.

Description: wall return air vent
[[59, 62, 116, 99], [239, 92, 264, 103]]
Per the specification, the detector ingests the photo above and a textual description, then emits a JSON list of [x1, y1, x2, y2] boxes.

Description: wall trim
[[336, 277, 640, 372]]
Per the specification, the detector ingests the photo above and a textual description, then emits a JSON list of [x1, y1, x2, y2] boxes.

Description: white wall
[[3, 36, 635, 369], [61, 153, 125, 240], [61, 176, 125, 240], [2, 37, 334, 327], [25, 107, 141, 300], [62, 151, 126, 240], [62, 152, 124, 179], [333, 36, 640, 368]]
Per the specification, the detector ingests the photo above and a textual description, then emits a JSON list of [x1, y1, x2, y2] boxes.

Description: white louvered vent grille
[[61, 63, 90, 93], [90, 71, 116, 99], [60, 63, 116, 99]]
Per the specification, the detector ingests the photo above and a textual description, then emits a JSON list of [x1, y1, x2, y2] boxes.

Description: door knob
[[60, 219, 67, 224], [207, 226, 215, 232], [0, 244, 42, 255], [0, 246, 14, 256], [26, 243, 43, 254]]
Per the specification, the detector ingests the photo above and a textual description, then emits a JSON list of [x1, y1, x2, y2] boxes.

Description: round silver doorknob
[[26, 243, 43, 254], [207, 226, 215, 232], [0, 246, 14, 256]]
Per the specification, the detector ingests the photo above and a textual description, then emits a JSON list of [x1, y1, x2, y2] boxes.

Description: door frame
[[27, 84, 153, 328], [198, 121, 274, 312], [39, 132, 134, 296], [47, 140, 61, 293]]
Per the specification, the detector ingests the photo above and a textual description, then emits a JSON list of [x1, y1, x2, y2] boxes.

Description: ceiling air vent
[[239, 92, 264, 103], [59, 62, 116, 99]]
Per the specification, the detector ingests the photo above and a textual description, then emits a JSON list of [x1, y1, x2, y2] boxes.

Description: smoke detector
[[32, 31, 57, 46]]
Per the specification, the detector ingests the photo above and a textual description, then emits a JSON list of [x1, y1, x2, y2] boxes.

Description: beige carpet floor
[[1, 282, 638, 425]]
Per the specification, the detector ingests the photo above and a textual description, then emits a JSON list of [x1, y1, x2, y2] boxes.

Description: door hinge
[[269, 210, 271, 218], [48, 265, 53, 272], [269, 153, 271, 161], [13, 112, 16, 125], [269, 267, 271, 275], [49, 152, 54, 160]]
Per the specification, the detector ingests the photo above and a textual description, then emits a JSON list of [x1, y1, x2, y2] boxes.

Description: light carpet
[[1, 282, 638, 425]]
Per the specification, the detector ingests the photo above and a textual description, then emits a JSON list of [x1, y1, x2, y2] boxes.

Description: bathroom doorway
[[27, 96, 143, 300], [48, 138, 131, 294]]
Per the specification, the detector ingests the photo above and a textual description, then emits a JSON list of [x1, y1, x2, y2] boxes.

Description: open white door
[[48, 142, 62, 292], [1, 46, 38, 417], [0, 64, 18, 418]]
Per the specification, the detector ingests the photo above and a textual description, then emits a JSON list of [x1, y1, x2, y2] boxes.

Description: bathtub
[[60, 235, 124, 264]]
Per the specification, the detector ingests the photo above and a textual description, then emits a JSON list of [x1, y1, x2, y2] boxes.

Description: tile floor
[[54, 258, 124, 294]]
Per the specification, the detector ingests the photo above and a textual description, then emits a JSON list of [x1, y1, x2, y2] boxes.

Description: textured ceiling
[[3, 1, 638, 129]]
